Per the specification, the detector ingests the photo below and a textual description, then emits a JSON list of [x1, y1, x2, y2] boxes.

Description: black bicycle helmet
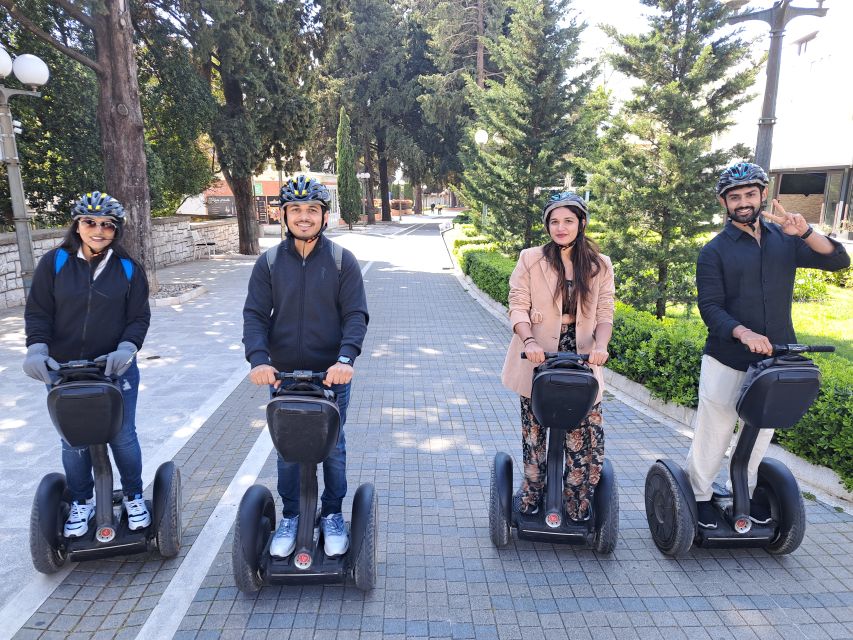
[[716, 162, 768, 198], [71, 191, 126, 221], [280, 175, 331, 210], [542, 191, 589, 226]]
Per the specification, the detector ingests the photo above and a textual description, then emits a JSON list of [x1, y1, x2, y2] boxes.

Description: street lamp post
[[0, 48, 49, 299], [474, 129, 489, 227], [726, 0, 827, 172], [356, 172, 370, 219]]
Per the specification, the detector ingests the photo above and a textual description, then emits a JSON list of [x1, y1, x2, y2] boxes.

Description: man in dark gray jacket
[[243, 175, 369, 558]]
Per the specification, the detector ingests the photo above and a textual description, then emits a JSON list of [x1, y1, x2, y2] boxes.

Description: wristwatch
[[800, 225, 814, 240], [337, 355, 353, 366]]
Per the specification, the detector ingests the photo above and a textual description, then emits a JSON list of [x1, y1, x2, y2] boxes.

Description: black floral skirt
[[517, 323, 604, 521]]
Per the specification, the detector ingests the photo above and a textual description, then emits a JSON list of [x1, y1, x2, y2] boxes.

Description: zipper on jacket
[[78, 259, 96, 359]]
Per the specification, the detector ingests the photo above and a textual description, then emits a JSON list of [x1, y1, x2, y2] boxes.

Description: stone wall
[[0, 217, 240, 310]]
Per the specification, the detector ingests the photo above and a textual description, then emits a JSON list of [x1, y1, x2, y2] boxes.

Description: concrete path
[[1, 215, 851, 640]]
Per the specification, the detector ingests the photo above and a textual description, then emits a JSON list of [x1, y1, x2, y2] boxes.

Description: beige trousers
[[686, 355, 774, 501]]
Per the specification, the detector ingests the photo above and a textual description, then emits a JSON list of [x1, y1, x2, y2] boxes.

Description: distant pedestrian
[[430, 203, 436, 215]]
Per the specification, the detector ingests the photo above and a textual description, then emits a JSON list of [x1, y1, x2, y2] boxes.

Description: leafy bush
[[453, 211, 471, 224], [793, 269, 828, 302], [453, 236, 491, 249], [827, 266, 853, 289], [459, 249, 515, 306]]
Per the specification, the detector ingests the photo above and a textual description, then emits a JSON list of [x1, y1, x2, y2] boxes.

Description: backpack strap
[[120, 257, 134, 281], [54, 248, 69, 275], [54, 248, 133, 282]]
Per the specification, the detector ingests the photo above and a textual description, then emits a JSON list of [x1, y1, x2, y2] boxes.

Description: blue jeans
[[60, 361, 144, 502], [276, 382, 350, 518]]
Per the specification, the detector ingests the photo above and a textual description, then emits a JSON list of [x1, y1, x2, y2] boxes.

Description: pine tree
[[458, 0, 593, 253], [588, 0, 758, 318], [336, 107, 361, 229]]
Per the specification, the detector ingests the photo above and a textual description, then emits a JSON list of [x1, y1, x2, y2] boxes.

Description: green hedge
[[456, 248, 853, 490], [459, 248, 515, 306], [793, 269, 829, 302], [453, 236, 491, 249]]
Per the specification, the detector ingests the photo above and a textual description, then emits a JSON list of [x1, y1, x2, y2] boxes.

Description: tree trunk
[[218, 74, 259, 255], [656, 259, 668, 319], [223, 168, 259, 255], [476, 0, 485, 88], [413, 181, 423, 215], [363, 137, 376, 224], [376, 128, 391, 222], [93, 0, 156, 288]]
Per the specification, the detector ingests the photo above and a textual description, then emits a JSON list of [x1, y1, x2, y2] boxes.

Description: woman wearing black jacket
[[23, 192, 152, 538]]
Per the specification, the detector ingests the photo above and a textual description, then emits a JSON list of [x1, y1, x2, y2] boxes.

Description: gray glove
[[23, 343, 60, 384], [95, 341, 137, 377]]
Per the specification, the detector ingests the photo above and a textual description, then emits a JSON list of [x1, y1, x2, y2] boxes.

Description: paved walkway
[[1, 216, 851, 640]]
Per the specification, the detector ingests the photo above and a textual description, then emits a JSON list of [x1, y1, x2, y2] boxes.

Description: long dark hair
[[542, 207, 602, 314], [59, 219, 131, 259]]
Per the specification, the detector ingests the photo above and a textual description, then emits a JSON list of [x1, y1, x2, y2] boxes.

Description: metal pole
[[0, 86, 40, 299], [728, 1, 828, 172]]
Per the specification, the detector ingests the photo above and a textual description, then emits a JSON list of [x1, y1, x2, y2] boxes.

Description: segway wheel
[[644, 462, 695, 557], [232, 485, 276, 593], [353, 485, 378, 592], [154, 462, 182, 558], [29, 473, 68, 574], [593, 464, 619, 554], [758, 461, 806, 555], [489, 453, 512, 548]]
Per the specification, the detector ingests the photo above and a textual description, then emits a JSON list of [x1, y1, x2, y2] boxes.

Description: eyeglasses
[[79, 218, 117, 232]]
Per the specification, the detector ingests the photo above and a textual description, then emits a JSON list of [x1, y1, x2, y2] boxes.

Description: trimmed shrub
[[459, 249, 515, 306], [453, 236, 491, 249]]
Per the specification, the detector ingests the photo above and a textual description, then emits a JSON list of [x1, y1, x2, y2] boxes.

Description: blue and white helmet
[[542, 191, 588, 226], [716, 162, 768, 197]]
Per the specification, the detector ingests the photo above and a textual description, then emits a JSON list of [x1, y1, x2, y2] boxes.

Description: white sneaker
[[321, 513, 349, 557], [270, 515, 298, 557], [123, 494, 151, 530], [64, 499, 95, 538]]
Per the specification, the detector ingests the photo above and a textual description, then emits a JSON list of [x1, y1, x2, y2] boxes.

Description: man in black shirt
[[688, 162, 849, 529]]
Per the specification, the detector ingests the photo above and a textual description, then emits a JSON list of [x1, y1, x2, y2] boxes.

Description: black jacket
[[25, 247, 151, 362], [697, 219, 849, 371], [242, 236, 369, 372]]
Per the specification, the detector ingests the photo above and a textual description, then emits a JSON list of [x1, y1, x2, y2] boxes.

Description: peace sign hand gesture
[[763, 199, 810, 237]]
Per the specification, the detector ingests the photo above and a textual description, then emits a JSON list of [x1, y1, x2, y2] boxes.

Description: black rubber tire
[[156, 465, 182, 558], [489, 454, 511, 548], [353, 489, 378, 592], [29, 474, 68, 574], [594, 474, 619, 554], [764, 480, 806, 556], [232, 487, 275, 593], [644, 462, 695, 557]]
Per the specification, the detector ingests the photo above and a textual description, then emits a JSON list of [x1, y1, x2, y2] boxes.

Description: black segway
[[29, 360, 182, 574], [645, 344, 833, 556], [232, 370, 377, 592], [490, 352, 619, 553]]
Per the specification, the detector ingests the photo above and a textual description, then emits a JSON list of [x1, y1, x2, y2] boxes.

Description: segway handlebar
[[274, 370, 327, 383], [770, 344, 835, 356], [521, 352, 589, 361]]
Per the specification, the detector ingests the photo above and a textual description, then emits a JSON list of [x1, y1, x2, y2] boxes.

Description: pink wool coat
[[500, 246, 615, 404]]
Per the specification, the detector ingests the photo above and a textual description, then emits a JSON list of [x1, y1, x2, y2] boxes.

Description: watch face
[[338, 356, 352, 365]]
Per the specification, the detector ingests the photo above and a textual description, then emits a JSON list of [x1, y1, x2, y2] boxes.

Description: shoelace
[[324, 516, 345, 535], [125, 497, 147, 515], [68, 502, 91, 521], [279, 517, 298, 537]]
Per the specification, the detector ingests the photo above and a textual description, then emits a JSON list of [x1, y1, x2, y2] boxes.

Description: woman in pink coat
[[500, 192, 615, 521]]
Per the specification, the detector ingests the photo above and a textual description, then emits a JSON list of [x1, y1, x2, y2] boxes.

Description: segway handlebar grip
[[769, 344, 835, 356], [275, 370, 327, 383], [521, 352, 589, 361]]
